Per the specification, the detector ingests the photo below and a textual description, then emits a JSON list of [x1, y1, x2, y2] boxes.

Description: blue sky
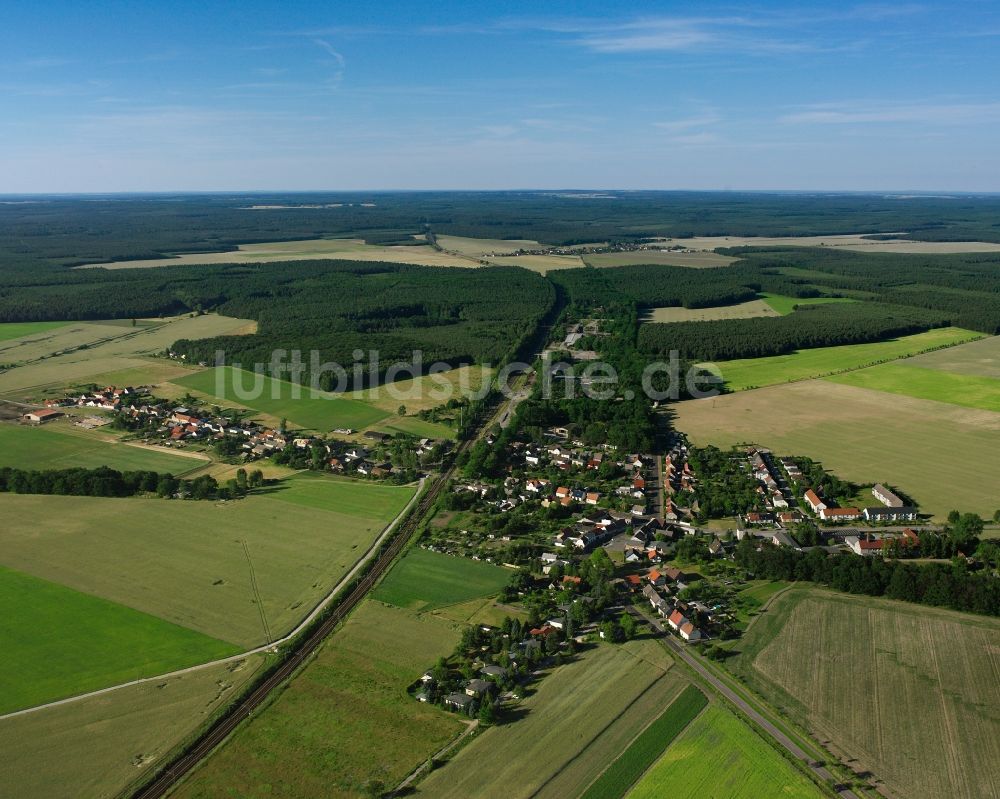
[[2, 1, 999, 192]]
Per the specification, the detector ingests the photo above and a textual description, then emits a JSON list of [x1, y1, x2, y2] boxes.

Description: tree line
[[0, 466, 264, 500]]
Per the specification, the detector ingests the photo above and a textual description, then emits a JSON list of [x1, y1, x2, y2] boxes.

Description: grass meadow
[[372, 547, 511, 611], [759, 292, 857, 315], [416, 640, 687, 799], [173, 366, 390, 432], [0, 321, 71, 342], [828, 361, 1000, 412], [0, 477, 415, 647], [701, 326, 980, 391], [0, 422, 206, 473], [0, 653, 268, 799], [728, 588, 1000, 799], [627, 704, 822, 799], [171, 601, 464, 799], [580, 684, 707, 799], [0, 565, 239, 714], [674, 379, 1000, 519]]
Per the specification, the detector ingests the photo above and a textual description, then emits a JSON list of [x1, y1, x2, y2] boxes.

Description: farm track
[[128, 448, 466, 799]]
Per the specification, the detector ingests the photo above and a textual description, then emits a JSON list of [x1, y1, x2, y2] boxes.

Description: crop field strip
[[643, 299, 779, 323], [729, 589, 1000, 799], [626, 704, 824, 799], [674, 378, 1000, 519], [415, 640, 686, 799], [579, 684, 708, 799]]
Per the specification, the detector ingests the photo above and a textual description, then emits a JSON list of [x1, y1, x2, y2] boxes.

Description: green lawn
[[827, 362, 1000, 412], [581, 685, 707, 799], [0, 565, 239, 714], [627, 704, 822, 799], [0, 321, 70, 342], [702, 327, 980, 390], [0, 423, 204, 474], [373, 548, 511, 611], [759, 293, 856, 315], [173, 366, 390, 432], [377, 415, 456, 440]]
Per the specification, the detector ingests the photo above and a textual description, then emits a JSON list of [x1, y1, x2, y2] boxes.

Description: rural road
[[635, 608, 861, 799], [0, 476, 426, 723]]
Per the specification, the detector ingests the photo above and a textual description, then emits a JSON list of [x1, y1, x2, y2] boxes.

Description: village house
[[804, 489, 827, 513], [444, 692, 473, 711], [872, 483, 905, 508], [819, 506, 861, 522], [679, 622, 702, 642], [846, 534, 883, 556], [863, 506, 918, 522]]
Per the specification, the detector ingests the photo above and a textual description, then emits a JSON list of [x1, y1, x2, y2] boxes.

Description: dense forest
[[638, 301, 952, 361]]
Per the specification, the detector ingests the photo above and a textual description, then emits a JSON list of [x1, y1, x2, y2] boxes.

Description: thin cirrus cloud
[[781, 101, 1000, 125]]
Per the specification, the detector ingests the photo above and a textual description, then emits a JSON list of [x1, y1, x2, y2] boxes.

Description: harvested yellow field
[[732, 589, 1000, 799], [644, 299, 779, 323], [0, 314, 254, 396], [584, 250, 737, 268], [674, 379, 1000, 519], [644, 234, 1000, 254], [77, 238, 474, 269]]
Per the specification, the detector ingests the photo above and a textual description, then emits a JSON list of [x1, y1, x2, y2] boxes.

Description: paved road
[[634, 608, 861, 799], [0, 476, 426, 723]]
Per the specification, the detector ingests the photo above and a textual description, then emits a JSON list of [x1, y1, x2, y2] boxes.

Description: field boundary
[[0, 477, 426, 722]]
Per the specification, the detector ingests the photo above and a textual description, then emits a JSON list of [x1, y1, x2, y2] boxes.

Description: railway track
[[129, 443, 467, 799]]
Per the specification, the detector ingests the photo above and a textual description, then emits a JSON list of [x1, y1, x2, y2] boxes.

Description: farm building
[[22, 409, 63, 424]]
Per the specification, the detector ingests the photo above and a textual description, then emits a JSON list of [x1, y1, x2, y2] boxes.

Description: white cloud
[[780, 101, 1000, 125]]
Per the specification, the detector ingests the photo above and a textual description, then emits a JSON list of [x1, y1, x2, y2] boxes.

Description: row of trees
[[0, 466, 264, 500], [734, 538, 1000, 617]]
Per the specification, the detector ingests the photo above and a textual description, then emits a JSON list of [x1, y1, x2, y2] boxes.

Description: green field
[[581, 684, 707, 799], [727, 588, 1000, 799], [760, 293, 857, 315], [376, 415, 456, 439], [0, 478, 415, 647], [373, 547, 511, 611], [0, 565, 239, 714], [627, 704, 822, 799], [0, 321, 70, 342], [0, 422, 205, 473], [702, 327, 980, 391], [0, 654, 268, 799], [416, 640, 687, 799], [172, 601, 464, 799], [827, 362, 1000, 412], [173, 366, 390, 432], [675, 379, 1000, 519], [268, 472, 415, 518]]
